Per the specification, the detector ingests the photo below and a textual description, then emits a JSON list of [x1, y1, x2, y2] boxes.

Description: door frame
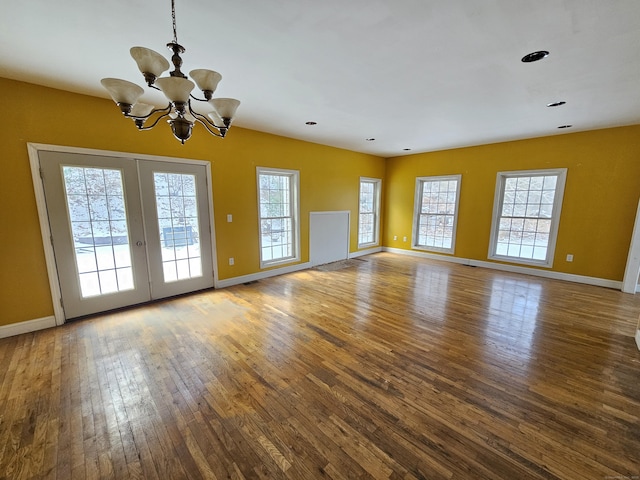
[[622, 196, 640, 294], [28, 142, 219, 326]]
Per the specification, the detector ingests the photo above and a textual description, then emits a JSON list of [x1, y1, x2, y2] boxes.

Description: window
[[489, 168, 567, 267], [257, 167, 300, 267], [412, 175, 461, 254], [358, 178, 381, 247]]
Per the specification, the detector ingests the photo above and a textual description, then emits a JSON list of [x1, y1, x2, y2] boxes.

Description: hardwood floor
[[1, 252, 639, 479]]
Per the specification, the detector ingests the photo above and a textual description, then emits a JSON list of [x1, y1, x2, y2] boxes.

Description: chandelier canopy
[[101, 0, 240, 144]]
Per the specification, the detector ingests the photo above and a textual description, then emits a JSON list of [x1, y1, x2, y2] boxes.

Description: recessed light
[[366, 138, 375, 141], [557, 125, 572, 129], [547, 101, 566, 107], [521, 50, 549, 63], [305, 121, 317, 125]]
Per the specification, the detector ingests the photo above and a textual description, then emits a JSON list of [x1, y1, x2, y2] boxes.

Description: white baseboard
[[0, 316, 57, 339], [216, 249, 382, 288], [350, 246, 383, 258], [383, 247, 623, 290], [215, 261, 312, 289], [385, 247, 471, 266], [635, 330, 640, 351]]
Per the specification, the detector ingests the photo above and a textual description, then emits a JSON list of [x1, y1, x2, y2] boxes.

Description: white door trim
[[27, 142, 218, 325], [28, 143, 65, 326], [622, 197, 640, 294]]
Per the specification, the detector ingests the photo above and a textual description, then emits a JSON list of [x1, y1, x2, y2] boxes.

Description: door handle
[[136, 241, 143, 247]]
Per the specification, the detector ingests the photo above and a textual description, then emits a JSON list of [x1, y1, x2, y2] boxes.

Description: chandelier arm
[[124, 104, 172, 121], [189, 93, 210, 102], [188, 107, 225, 137], [193, 117, 225, 138], [133, 110, 173, 131], [188, 102, 225, 130], [189, 112, 225, 138]]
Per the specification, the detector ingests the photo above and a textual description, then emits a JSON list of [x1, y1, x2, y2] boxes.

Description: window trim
[[411, 174, 462, 254], [357, 177, 382, 248], [256, 167, 300, 269], [488, 168, 567, 268]]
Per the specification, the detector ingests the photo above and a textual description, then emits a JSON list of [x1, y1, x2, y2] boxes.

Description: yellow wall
[[384, 126, 640, 280], [2, 76, 640, 329], [0, 78, 384, 327]]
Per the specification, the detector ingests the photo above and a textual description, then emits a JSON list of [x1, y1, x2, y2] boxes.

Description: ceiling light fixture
[[557, 125, 573, 129], [366, 138, 376, 141], [521, 50, 549, 63], [305, 121, 317, 125], [100, 0, 240, 144], [547, 101, 566, 107]]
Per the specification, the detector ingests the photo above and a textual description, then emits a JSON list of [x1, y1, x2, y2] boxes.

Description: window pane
[[516, 177, 530, 190], [491, 170, 565, 265], [515, 191, 528, 204], [116, 268, 134, 291], [98, 269, 118, 294], [258, 171, 298, 265], [525, 204, 540, 217], [527, 190, 542, 205], [505, 178, 518, 191], [88, 196, 109, 220], [543, 176, 557, 189], [539, 204, 554, 218], [413, 176, 460, 253], [358, 179, 380, 246], [67, 195, 90, 222], [530, 176, 544, 190], [502, 203, 514, 216]]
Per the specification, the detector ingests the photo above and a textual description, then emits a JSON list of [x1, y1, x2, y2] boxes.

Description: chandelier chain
[[171, 0, 178, 44]]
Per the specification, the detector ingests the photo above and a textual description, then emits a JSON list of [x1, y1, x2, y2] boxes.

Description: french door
[[39, 151, 214, 319]]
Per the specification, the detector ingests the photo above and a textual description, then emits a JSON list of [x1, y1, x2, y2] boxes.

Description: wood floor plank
[[1, 252, 639, 479]]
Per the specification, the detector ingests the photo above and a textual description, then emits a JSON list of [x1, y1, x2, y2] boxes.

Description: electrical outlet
[[403, 236, 407, 242], [229, 257, 235, 265], [227, 214, 233, 222], [393, 235, 398, 240], [566, 254, 574, 262]]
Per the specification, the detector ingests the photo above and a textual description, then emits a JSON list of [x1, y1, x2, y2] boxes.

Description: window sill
[[488, 254, 552, 268], [260, 257, 300, 270], [357, 242, 379, 249], [412, 245, 455, 255]]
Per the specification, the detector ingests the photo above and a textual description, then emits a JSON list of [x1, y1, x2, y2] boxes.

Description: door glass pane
[[62, 166, 135, 298], [154, 172, 203, 283]]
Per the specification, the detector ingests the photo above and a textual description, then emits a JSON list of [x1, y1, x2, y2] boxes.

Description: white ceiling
[[1, 0, 639, 157]]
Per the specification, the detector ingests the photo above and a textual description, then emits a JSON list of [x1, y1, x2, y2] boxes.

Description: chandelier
[[100, 0, 240, 144]]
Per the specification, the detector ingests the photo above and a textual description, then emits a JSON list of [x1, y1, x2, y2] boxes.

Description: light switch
[[227, 214, 233, 223]]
